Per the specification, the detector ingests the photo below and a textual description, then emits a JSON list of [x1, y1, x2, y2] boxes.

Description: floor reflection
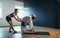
[[0, 26, 22, 38]]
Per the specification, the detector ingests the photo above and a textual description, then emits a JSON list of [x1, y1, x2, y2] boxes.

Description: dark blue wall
[[24, 0, 58, 28], [58, 0, 60, 28]]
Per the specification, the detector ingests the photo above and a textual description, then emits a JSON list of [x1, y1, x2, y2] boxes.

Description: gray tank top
[[7, 13, 14, 18]]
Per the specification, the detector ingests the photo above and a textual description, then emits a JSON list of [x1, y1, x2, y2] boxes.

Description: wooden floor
[[22, 26, 59, 38], [0, 26, 59, 38], [0, 26, 22, 38]]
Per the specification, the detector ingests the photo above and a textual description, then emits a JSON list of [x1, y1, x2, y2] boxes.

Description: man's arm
[[29, 16, 34, 29]]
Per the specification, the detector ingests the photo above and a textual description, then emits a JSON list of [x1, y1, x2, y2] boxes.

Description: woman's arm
[[17, 16, 22, 22], [13, 13, 22, 22]]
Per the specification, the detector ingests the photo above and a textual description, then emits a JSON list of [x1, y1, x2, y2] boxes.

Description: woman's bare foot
[[9, 31, 12, 33]]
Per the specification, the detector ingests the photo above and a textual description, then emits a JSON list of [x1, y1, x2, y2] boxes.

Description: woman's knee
[[8, 21, 13, 25]]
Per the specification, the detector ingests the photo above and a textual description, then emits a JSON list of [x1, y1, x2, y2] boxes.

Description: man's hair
[[31, 14, 36, 20]]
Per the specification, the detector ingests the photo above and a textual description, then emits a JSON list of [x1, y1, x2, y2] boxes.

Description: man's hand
[[31, 27, 36, 32]]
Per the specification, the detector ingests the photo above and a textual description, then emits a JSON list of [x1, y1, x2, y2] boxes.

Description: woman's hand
[[19, 18, 22, 22]]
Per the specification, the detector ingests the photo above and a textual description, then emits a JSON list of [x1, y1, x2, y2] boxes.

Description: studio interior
[[0, 0, 59, 38]]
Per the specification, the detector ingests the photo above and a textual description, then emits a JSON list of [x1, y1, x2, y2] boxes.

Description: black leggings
[[6, 16, 12, 22]]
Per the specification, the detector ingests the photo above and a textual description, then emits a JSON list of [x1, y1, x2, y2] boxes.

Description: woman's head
[[14, 9, 18, 13]]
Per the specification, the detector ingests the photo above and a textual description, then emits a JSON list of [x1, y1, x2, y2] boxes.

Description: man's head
[[31, 14, 36, 20]]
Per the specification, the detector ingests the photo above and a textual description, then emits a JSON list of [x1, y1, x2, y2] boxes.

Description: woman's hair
[[15, 9, 18, 12]]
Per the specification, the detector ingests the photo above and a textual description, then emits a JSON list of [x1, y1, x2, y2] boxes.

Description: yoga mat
[[23, 32, 50, 35]]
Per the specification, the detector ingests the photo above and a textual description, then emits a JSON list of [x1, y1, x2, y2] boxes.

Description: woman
[[6, 9, 21, 33]]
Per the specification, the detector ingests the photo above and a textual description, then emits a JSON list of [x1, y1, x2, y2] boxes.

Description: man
[[22, 14, 36, 33]]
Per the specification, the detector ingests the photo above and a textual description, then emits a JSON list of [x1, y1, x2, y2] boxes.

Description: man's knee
[[21, 22, 25, 26]]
